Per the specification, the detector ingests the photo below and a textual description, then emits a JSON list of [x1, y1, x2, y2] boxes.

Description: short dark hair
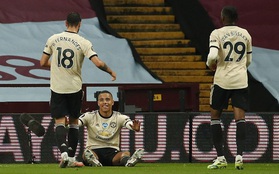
[[222, 6, 238, 23], [96, 90, 113, 100], [66, 12, 81, 26]]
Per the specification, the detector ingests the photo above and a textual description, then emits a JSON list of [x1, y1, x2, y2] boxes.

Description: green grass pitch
[[0, 163, 278, 174]]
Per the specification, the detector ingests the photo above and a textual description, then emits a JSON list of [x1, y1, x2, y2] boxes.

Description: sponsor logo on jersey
[[102, 123, 108, 128]]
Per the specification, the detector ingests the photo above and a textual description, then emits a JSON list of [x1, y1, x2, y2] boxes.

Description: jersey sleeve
[[78, 112, 88, 126], [246, 32, 253, 67], [209, 30, 220, 49], [247, 32, 253, 53], [116, 112, 131, 128], [82, 39, 98, 59], [43, 37, 53, 55]]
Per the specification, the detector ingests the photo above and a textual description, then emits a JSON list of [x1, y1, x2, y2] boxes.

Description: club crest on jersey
[[102, 123, 108, 128], [110, 122, 116, 128]]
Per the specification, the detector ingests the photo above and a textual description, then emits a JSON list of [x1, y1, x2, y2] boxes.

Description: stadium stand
[[102, 0, 230, 111]]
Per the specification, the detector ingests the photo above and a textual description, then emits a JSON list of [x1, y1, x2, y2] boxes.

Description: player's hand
[[130, 119, 141, 132], [111, 71, 116, 81]]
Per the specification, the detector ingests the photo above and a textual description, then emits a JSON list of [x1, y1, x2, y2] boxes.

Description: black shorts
[[210, 85, 249, 111], [84, 148, 119, 166], [50, 90, 83, 119]]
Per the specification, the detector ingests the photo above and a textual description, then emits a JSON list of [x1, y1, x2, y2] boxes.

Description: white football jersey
[[43, 31, 97, 93], [209, 26, 252, 89], [79, 110, 132, 150]]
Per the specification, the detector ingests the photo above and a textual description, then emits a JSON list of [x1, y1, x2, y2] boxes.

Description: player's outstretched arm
[[129, 120, 141, 132], [90, 55, 116, 81]]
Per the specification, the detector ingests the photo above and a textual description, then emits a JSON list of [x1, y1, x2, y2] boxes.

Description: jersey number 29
[[223, 41, 246, 62]]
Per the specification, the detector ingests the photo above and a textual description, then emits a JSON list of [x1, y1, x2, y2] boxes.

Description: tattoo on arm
[[99, 63, 109, 73]]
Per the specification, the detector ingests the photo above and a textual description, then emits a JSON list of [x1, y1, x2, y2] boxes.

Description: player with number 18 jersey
[[43, 31, 97, 93], [40, 12, 116, 168], [209, 26, 252, 89]]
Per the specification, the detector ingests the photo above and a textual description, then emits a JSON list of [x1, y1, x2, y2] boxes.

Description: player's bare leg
[[112, 151, 130, 166]]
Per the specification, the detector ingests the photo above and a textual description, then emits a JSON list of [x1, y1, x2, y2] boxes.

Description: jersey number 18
[[56, 47, 74, 68]]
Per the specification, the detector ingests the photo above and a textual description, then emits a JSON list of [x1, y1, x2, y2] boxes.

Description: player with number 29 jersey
[[206, 6, 252, 170], [208, 26, 252, 89], [43, 31, 97, 93]]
